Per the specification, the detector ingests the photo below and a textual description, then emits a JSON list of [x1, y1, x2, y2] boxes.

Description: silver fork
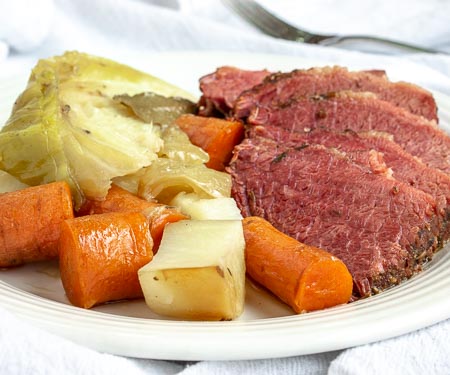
[[223, 0, 447, 54]]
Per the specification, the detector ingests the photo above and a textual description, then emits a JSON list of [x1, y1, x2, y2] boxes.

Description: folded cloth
[[328, 318, 450, 375], [0, 307, 182, 375], [1, 1, 450, 375]]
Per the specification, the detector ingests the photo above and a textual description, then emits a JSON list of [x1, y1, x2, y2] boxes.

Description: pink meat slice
[[228, 137, 440, 297], [247, 91, 450, 174], [234, 66, 438, 121]]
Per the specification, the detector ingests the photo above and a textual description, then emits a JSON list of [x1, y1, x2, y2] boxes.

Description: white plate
[[0, 52, 450, 361]]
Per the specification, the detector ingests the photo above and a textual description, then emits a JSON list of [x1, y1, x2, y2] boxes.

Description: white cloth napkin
[[1, 1, 450, 374], [259, 0, 450, 51]]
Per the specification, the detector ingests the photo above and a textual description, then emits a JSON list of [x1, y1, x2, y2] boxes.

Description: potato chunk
[[170, 192, 242, 220], [138, 220, 245, 320]]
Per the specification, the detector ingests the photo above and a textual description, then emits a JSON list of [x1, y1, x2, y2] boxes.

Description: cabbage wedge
[[0, 51, 195, 208]]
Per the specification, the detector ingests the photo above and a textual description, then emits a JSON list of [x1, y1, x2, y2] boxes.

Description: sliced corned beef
[[228, 137, 440, 297], [247, 91, 450, 174], [251, 126, 450, 241], [249, 126, 391, 176], [198, 66, 270, 116], [234, 66, 438, 121]]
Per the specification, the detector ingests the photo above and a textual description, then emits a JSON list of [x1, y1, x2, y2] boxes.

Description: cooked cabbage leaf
[[158, 124, 209, 164], [138, 158, 232, 204], [137, 123, 231, 203], [117, 124, 231, 203], [0, 51, 195, 208]]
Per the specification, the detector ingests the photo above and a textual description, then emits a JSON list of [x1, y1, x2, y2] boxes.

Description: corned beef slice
[[249, 126, 392, 176], [234, 66, 438, 121], [358, 133, 450, 236], [198, 66, 388, 117], [198, 66, 270, 116], [252, 126, 450, 241], [248, 91, 450, 174], [228, 137, 440, 297]]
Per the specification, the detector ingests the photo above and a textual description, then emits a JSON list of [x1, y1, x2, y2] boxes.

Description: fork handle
[[319, 35, 448, 55]]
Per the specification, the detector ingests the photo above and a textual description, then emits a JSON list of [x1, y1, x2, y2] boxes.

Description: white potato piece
[[170, 192, 242, 220], [138, 220, 245, 321]]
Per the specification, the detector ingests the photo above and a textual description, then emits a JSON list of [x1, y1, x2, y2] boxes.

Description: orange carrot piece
[[78, 184, 188, 251], [77, 184, 156, 215], [175, 114, 244, 171], [0, 181, 74, 267], [59, 212, 153, 308], [242, 216, 353, 313]]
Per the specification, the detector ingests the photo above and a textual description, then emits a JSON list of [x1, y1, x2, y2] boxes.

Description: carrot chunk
[[78, 184, 188, 251], [0, 181, 74, 267], [242, 216, 353, 313], [59, 212, 153, 308], [175, 114, 244, 171]]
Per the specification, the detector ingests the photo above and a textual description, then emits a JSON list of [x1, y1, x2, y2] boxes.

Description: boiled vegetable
[[0, 181, 74, 267], [136, 121, 232, 203], [138, 158, 232, 204], [59, 212, 153, 308], [157, 124, 209, 164], [138, 220, 246, 320], [79, 184, 188, 250], [175, 114, 244, 170], [243, 216, 353, 313], [0, 51, 194, 208], [114, 92, 196, 125], [170, 192, 242, 220]]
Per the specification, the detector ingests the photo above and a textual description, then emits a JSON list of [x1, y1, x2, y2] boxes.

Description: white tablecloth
[[1, 1, 450, 374]]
